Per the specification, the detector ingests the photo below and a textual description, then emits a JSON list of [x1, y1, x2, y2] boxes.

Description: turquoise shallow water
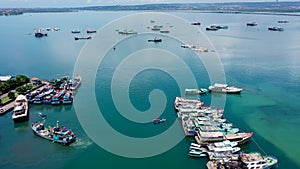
[[0, 11, 300, 169]]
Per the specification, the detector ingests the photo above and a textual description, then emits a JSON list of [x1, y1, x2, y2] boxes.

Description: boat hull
[[209, 89, 242, 94], [13, 115, 29, 123], [31, 123, 76, 146]]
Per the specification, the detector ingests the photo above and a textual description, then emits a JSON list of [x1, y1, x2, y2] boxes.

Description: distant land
[[1, 1, 300, 16]]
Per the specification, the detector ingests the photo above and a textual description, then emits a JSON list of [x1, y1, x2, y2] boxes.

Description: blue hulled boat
[[31, 121, 76, 145]]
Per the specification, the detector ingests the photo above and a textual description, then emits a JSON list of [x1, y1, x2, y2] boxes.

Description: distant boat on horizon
[[246, 22, 258, 26], [268, 26, 284, 31], [71, 30, 80, 33]]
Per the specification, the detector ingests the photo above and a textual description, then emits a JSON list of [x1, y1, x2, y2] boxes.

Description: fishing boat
[[195, 131, 253, 146], [148, 37, 162, 43], [208, 83, 243, 94], [207, 145, 241, 154], [240, 152, 278, 169], [62, 91, 73, 104], [71, 30, 80, 33], [224, 132, 253, 146], [191, 22, 201, 25], [39, 112, 47, 118], [207, 160, 247, 169], [206, 27, 218, 31], [117, 29, 137, 35], [151, 25, 163, 31], [43, 95, 52, 104], [74, 36, 92, 40], [188, 149, 207, 158], [151, 27, 160, 31], [268, 27, 284, 31], [159, 30, 170, 33], [247, 22, 258, 26], [70, 75, 81, 90], [208, 151, 239, 161], [51, 90, 66, 105], [86, 30, 96, 33], [181, 44, 196, 49], [277, 20, 289, 23], [26, 91, 39, 103], [32, 96, 43, 104], [153, 118, 166, 124], [185, 88, 208, 95], [12, 95, 29, 123], [31, 121, 76, 145]]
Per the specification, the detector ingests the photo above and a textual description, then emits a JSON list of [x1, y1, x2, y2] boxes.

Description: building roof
[[0, 75, 12, 81], [31, 77, 39, 81]]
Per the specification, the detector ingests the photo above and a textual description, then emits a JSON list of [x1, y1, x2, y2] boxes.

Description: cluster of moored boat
[[72, 30, 96, 40], [11, 95, 77, 145], [26, 75, 81, 105], [246, 21, 287, 31], [115, 21, 172, 45], [11, 75, 80, 146], [200, 21, 288, 32], [174, 83, 278, 168]]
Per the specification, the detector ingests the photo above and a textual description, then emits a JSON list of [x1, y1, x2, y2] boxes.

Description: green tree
[[0, 82, 10, 94], [15, 74, 30, 86], [8, 91, 16, 100], [6, 79, 18, 90]]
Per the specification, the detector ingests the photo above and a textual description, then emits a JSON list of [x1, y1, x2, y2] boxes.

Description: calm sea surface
[[0, 11, 300, 169]]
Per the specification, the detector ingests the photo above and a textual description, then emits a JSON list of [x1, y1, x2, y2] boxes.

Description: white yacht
[[12, 95, 29, 123], [208, 83, 242, 94], [240, 152, 278, 169]]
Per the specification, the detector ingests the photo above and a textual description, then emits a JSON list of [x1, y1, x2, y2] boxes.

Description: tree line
[[0, 75, 30, 95]]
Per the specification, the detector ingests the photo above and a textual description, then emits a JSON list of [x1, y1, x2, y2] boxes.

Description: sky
[[0, 0, 296, 8]]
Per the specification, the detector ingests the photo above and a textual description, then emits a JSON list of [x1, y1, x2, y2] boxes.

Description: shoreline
[[1, 1, 300, 16]]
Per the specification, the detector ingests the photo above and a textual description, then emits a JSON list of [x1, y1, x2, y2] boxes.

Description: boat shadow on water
[[14, 121, 29, 131]]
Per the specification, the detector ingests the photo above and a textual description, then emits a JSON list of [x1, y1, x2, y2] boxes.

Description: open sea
[[0, 10, 300, 169]]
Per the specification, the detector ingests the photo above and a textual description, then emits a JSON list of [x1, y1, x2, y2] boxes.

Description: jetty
[[0, 82, 46, 115]]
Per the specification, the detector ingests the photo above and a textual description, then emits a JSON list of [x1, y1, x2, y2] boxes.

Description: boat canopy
[[214, 83, 228, 88]]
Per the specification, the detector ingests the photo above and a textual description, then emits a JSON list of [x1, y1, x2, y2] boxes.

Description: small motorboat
[[188, 150, 207, 157], [206, 27, 218, 31], [39, 112, 47, 118], [153, 118, 166, 124], [246, 22, 258, 26], [74, 36, 92, 40], [191, 22, 201, 25], [148, 38, 162, 43], [268, 27, 284, 31], [71, 30, 80, 33], [87, 30, 97, 33]]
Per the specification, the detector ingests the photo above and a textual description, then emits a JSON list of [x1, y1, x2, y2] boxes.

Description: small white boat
[[185, 88, 208, 95], [188, 150, 207, 157], [117, 29, 137, 35], [209, 83, 242, 94], [240, 152, 278, 169], [190, 143, 201, 148]]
